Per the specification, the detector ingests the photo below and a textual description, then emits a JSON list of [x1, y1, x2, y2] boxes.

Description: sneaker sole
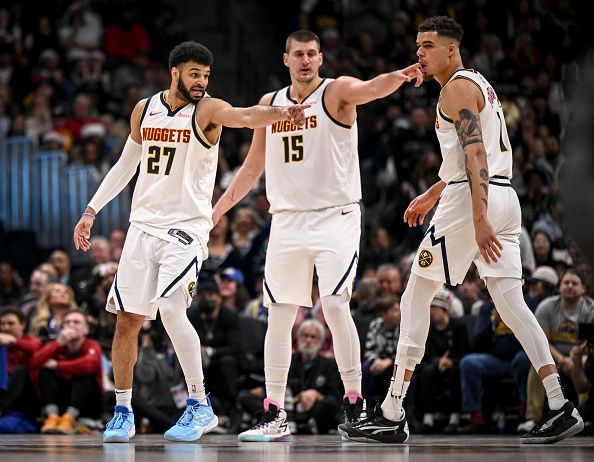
[[238, 433, 292, 442], [103, 428, 136, 443], [163, 416, 219, 442], [521, 419, 584, 444], [338, 426, 409, 444]]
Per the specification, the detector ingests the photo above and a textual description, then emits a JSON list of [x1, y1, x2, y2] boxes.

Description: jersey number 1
[[282, 135, 304, 163], [147, 146, 176, 175]]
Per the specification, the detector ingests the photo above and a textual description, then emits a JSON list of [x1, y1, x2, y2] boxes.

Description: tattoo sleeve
[[456, 108, 489, 211]]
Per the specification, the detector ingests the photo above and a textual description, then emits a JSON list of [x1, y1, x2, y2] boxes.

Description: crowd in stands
[[1, 0, 593, 436]]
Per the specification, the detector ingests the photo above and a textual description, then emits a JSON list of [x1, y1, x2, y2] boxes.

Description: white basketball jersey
[[265, 78, 361, 212], [435, 69, 512, 183], [130, 91, 219, 253]]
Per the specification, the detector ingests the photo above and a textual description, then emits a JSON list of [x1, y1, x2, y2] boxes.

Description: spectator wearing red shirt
[[30, 308, 102, 434], [0, 308, 42, 425], [102, 9, 150, 64]]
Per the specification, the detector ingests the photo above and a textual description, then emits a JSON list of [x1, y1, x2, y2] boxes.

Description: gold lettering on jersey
[[271, 115, 317, 134], [142, 127, 191, 143]]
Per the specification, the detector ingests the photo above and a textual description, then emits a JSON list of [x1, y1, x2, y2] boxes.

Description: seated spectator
[[203, 215, 243, 274], [458, 300, 531, 434], [48, 249, 71, 284], [0, 308, 42, 433], [0, 261, 24, 306], [416, 290, 469, 433], [18, 268, 57, 323], [187, 278, 240, 421], [218, 267, 249, 313], [524, 266, 558, 312], [30, 308, 103, 434], [520, 269, 594, 432], [376, 264, 402, 298], [362, 296, 400, 407], [28, 283, 78, 342], [292, 282, 334, 359], [132, 323, 185, 433], [569, 340, 594, 434], [231, 207, 259, 258], [287, 320, 342, 434]]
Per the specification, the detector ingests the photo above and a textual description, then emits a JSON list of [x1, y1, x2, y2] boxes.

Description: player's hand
[[474, 217, 503, 264], [282, 103, 309, 126], [404, 190, 439, 227], [395, 63, 423, 88], [73, 215, 94, 251]]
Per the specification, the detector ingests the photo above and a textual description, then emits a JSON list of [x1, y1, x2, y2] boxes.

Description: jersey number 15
[[282, 135, 304, 163]]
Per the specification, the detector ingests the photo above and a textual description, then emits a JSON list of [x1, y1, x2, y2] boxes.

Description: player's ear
[[448, 43, 457, 57], [283, 53, 289, 68], [171, 66, 179, 82]]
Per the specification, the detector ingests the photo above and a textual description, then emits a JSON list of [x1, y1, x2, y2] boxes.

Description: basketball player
[[338, 16, 584, 444], [211, 30, 422, 441], [72, 41, 306, 443]]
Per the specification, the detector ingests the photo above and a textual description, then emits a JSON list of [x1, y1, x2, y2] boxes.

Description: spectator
[[218, 267, 249, 313], [569, 340, 594, 433], [231, 207, 259, 258], [48, 249, 71, 284], [287, 319, 342, 434], [0, 261, 24, 306], [362, 296, 400, 407], [28, 283, 78, 342], [416, 290, 469, 433], [108, 229, 126, 263], [376, 263, 402, 297], [18, 268, 57, 322], [458, 300, 531, 434], [102, 8, 150, 65], [524, 266, 559, 312], [203, 215, 242, 275], [0, 307, 42, 433], [521, 269, 594, 431], [30, 308, 103, 434]]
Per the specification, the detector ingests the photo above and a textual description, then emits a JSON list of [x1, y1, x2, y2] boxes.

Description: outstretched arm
[[328, 63, 422, 107], [441, 79, 502, 263], [209, 98, 308, 129], [73, 100, 145, 251], [211, 94, 273, 225]]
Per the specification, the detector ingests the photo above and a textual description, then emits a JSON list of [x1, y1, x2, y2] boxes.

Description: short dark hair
[[374, 296, 400, 315], [286, 29, 320, 53], [418, 16, 464, 43], [0, 307, 25, 324], [62, 308, 89, 326], [169, 41, 213, 70], [563, 268, 586, 286]]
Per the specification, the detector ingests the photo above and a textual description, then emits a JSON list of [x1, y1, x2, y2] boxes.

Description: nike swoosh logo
[[539, 411, 564, 431], [341, 210, 353, 215], [149, 111, 162, 116]]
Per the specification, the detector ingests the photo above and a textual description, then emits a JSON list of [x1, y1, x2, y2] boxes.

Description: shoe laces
[[177, 403, 211, 427], [107, 412, 130, 430], [253, 409, 280, 429]]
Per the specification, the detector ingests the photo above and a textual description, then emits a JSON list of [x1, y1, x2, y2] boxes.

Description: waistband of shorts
[[448, 175, 511, 187]]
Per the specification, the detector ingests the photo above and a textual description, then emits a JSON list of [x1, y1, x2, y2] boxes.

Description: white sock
[[159, 288, 206, 401], [423, 413, 434, 427], [449, 412, 460, 425], [321, 293, 362, 394], [265, 303, 299, 405], [381, 379, 409, 421], [115, 388, 132, 410], [542, 373, 567, 410]]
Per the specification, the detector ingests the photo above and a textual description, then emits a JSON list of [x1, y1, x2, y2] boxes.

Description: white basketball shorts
[[106, 224, 202, 319], [263, 203, 361, 307], [411, 178, 522, 286]]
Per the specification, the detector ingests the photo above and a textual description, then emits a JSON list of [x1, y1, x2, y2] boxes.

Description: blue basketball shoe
[[164, 397, 218, 442], [103, 405, 135, 443]]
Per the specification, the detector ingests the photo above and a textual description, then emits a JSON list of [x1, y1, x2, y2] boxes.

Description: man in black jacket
[[416, 290, 469, 433], [187, 278, 240, 419], [287, 319, 343, 434]]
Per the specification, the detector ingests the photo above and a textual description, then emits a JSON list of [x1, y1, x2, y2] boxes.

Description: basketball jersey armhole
[[269, 91, 279, 106], [139, 96, 153, 126], [191, 104, 216, 149], [439, 71, 486, 120], [321, 84, 352, 129]]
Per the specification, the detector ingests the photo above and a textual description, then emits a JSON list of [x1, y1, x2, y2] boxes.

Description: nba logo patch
[[418, 250, 433, 268]]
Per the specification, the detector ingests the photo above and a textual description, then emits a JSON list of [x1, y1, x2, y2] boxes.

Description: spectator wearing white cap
[[416, 290, 470, 433], [525, 266, 559, 312]]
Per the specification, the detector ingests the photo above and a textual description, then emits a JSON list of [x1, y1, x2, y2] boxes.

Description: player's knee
[[486, 276, 522, 296], [116, 311, 144, 334], [395, 342, 425, 369]]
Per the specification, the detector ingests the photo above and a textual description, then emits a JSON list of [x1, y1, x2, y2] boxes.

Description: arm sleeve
[[87, 136, 142, 213]]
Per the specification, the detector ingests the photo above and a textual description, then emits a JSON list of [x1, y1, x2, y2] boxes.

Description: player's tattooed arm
[[456, 108, 489, 209]]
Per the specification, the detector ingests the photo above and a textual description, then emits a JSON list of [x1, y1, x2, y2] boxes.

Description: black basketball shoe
[[338, 403, 409, 444], [520, 401, 584, 444]]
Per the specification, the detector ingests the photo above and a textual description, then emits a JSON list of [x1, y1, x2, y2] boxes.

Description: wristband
[[82, 212, 96, 220]]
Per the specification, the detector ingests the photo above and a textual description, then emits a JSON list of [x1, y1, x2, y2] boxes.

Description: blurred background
[[1, 0, 594, 437]]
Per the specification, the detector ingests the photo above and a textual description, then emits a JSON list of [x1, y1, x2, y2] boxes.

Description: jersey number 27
[[147, 146, 176, 175]]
